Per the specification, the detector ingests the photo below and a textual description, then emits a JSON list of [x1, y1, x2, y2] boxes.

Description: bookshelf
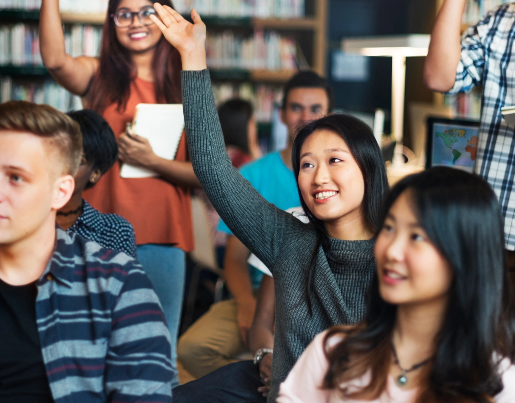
[[0, 0, 327, 123]]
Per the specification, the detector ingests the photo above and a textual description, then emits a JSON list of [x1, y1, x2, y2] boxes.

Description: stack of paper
[[120, 103, 185, 178]]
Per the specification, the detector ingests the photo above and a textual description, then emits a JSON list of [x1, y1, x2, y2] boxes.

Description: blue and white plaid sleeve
[[104, 261, 173, 402], [447, 22, 486, 95]]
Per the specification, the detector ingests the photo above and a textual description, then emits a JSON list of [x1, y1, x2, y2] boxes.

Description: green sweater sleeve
[[181, 69, 302, 271]]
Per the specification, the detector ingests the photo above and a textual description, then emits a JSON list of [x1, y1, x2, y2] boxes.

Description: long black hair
[[324, 167, 515, 402], [88, 0, 182, 113], [291, 114, 389, 314], [218, 99, 253, 154]]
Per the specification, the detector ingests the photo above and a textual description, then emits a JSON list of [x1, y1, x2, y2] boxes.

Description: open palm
[[151, 4, 206, 57]]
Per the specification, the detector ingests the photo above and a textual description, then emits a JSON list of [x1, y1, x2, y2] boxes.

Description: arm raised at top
[[149, 4, 207, 71], [39, 0, 99, 96], [151, 4, 303, 271], [424, 0, 467, 92]]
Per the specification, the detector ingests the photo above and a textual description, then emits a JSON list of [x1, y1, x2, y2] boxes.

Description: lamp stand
[[391, 55, 406, 167]]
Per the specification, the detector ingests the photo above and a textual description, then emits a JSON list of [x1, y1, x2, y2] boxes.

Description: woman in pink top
[[279, 167, 515, 403]]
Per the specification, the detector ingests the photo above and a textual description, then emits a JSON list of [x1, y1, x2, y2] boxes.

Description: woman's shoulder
[[319, 325, 360, 353]]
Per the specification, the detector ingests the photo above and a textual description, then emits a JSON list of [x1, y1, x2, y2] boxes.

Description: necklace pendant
[[397, 372, 408, 386]]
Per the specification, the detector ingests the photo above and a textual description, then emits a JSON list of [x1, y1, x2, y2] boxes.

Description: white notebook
[[120, 103, 185, 178]]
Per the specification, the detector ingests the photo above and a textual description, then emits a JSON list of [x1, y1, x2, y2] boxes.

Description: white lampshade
[[342, 35, 431, 57], [341, 34, 431, 168]]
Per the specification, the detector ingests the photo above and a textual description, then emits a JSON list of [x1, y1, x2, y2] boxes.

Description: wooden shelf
[[0, 65, 49, 76], [0, 9, 40, 20], [1, 0, 327, 81], [61, 12, 105, 24], [0, 9, 106, 24], [253, 18, 317, 30], [0, 65, 296, 83], [209, 69, 296, 82], [193, 16, 252, 27], [210, 69, 250, 81], [58, 13, 317, 30], [250, 69, 297, 82]]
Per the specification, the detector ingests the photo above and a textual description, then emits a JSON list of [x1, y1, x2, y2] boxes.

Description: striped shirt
[[448, 3, 515, 250], [68, 200, 137, 259], [37, 228, 173, 402]]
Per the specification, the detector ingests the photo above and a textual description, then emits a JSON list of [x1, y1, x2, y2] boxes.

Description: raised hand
[[150, 3, 207, 70]]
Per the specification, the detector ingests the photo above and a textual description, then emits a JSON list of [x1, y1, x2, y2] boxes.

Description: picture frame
[[425, 116, 480, 173]]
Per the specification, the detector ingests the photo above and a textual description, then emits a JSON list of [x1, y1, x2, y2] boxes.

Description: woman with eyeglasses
[[39, 0, 199, 388]]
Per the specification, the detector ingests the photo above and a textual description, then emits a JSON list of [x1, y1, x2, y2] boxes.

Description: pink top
[[278, 331, 515, 403]]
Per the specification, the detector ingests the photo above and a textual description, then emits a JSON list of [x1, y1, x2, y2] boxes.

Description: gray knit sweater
[[182, 70, 376, 402]]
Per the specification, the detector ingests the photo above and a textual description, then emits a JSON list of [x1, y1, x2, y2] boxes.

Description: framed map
[[426, 117, 480, 173]]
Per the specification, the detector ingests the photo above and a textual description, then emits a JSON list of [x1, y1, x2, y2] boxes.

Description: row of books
[[0, 0, 41, 9], [462, 0, 510, 25], [173, 0, 304, 18], [59, 0, 108, 14], [0, 75, 283, 124], [0, 76, 82, 111], [206, 30, 297, 71], [0, 22, 296, 72], [212, 82, 282, 122], [0, 23, 102, 66], [0, 0, 107, 12], [0, 0, 304, 18], [0, 24, 42, 66], [444, 89, 482, 120]]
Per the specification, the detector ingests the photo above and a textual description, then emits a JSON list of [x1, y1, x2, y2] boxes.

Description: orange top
[[84, 78, 193, 251]]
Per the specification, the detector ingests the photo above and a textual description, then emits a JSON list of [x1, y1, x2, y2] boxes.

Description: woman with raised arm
[[39, 0, 199, 387], [150, 5, 388, 402], [278, 168, 515, 403], [425, 0, 515, 275]]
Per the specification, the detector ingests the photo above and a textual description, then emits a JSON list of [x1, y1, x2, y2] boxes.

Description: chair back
[[190, 196, 220, 271]]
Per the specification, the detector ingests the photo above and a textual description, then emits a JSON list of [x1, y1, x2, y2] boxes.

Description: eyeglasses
[[112, 6, 157, 28]]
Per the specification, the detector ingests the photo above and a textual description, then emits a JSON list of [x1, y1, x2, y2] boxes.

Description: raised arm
[[40, 0, 99, 96], [424, 0, 467, 92], [150, 4, 302, 269]]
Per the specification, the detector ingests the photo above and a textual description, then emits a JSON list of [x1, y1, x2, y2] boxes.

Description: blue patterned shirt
[[36, 228, 173, 402], [448, 3, 515, 249], [68, 200, 137, 258]]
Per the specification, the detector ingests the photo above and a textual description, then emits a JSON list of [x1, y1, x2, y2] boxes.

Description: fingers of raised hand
[[162, 4, 184, 22], [190, 8, 204, 24], [149, 13, 167, 31], [152, 5, 171, 26]]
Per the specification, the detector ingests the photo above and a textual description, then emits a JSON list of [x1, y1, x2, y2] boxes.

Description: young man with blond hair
[[0, 101, 173, 402]]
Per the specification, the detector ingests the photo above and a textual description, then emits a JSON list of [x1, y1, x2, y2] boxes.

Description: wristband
[[253, 348, 273, 365]]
